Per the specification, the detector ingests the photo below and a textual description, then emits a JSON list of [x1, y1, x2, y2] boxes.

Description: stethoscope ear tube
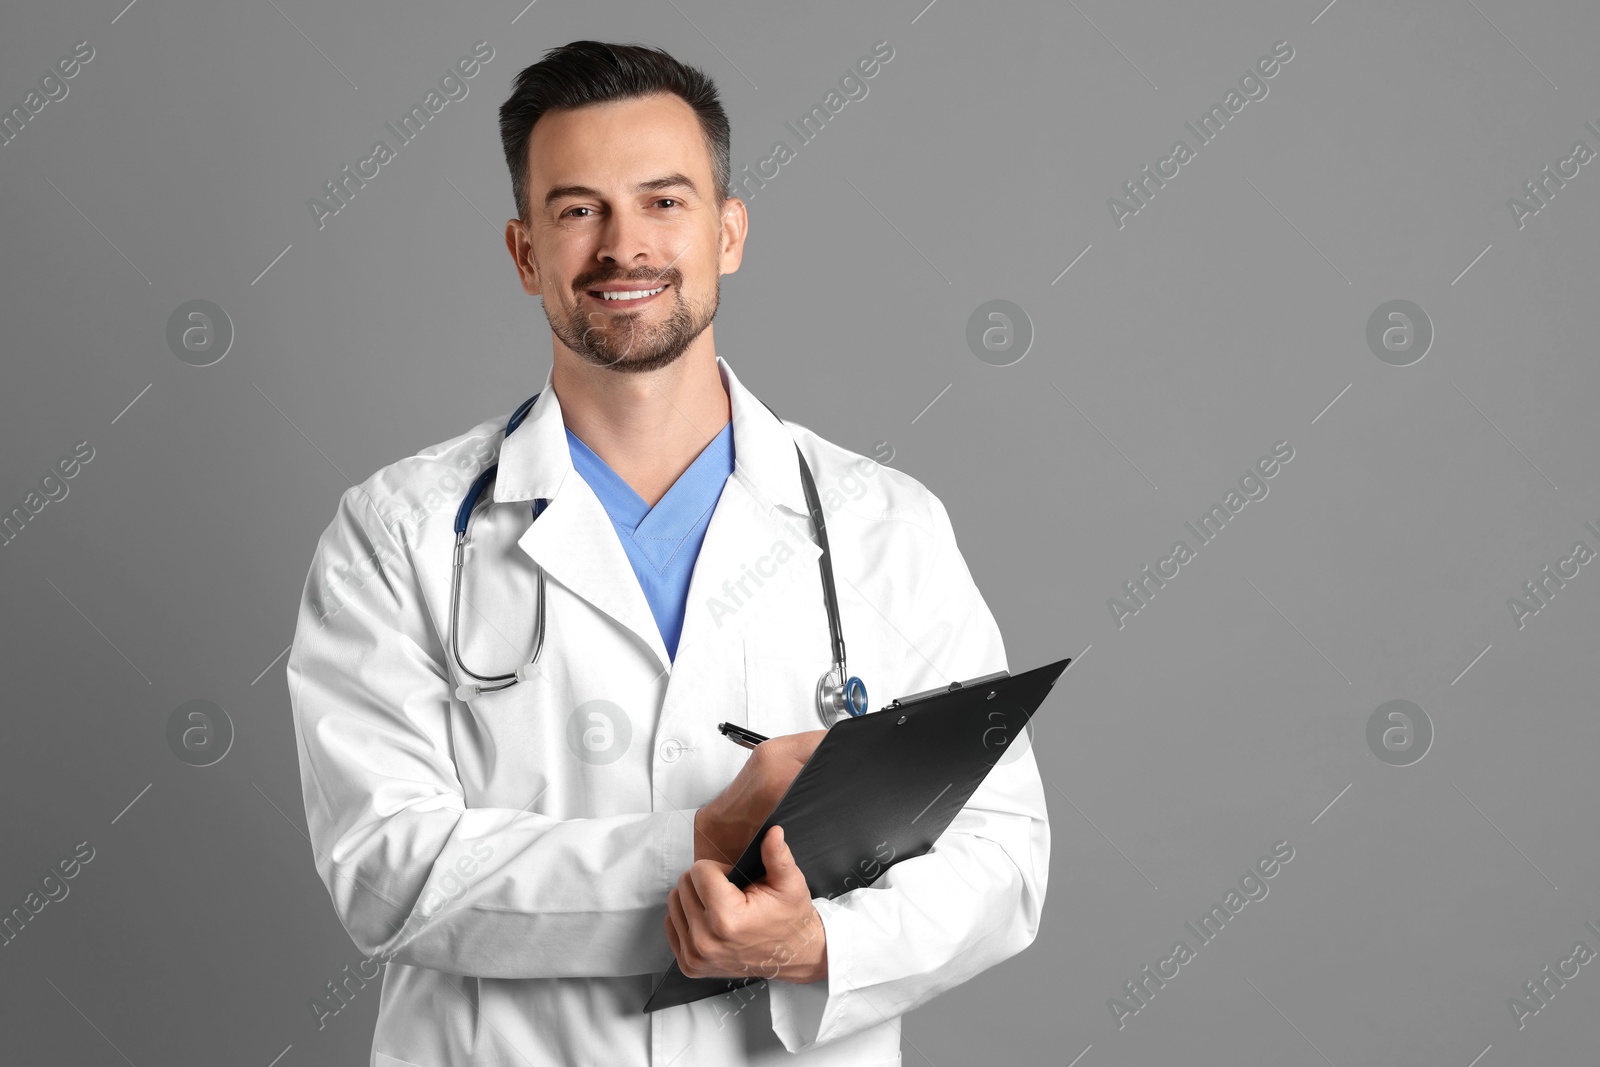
[[450, 537, 547, 699], [449, 405, 551, 699], [790, 434, 866, 724], [454, 465, 499, 536]]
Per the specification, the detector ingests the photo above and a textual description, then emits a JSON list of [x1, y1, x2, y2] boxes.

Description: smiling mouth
[[585, 284, 669, 306]]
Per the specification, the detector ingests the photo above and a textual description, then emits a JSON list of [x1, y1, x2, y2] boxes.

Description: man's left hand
[[665, 824, 828, 984]]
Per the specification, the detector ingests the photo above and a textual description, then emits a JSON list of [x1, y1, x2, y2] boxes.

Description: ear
[[717, 196, 748, 277], [505, 218, 543, 297]]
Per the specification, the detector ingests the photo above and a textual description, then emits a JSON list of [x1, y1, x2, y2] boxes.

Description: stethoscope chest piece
[[816, 667, 869, 725]]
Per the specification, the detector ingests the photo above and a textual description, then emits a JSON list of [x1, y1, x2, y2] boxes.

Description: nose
[[594, 206, 652, 270]]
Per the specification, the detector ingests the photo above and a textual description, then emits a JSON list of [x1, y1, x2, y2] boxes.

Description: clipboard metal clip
[[883, 669, 1012, 711]]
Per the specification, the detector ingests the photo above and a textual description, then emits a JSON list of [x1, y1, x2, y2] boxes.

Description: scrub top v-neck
[[565, 421, 735, 661]]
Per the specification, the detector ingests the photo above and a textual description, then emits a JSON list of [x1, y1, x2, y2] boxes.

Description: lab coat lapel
[[673, 472, 821, 654], [672, 358, 823, 657], [490, 356, 820, 675], [492, 374, 673, 674], [518, 480, 673, 673]]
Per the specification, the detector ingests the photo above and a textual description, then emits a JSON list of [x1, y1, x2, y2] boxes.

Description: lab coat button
[[659, 738, 685, 762]]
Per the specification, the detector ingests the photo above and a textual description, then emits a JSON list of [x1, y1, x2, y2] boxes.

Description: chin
[[581, 343, 691, 375]]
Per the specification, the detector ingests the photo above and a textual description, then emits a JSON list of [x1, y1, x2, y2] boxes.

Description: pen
[[717, 722, 769, 750]]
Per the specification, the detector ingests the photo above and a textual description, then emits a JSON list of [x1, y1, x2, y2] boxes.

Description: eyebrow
[[543, 173, 700, 210]]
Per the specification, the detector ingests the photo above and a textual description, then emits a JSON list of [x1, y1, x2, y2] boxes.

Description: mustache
[[574, 267, 681, 291]]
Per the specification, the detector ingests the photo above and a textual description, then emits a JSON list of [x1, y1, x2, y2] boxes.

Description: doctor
[[287, 39, 1049, 1067]]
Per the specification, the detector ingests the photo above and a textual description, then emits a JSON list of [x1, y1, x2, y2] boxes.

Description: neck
[[550, 338, 731, 508]]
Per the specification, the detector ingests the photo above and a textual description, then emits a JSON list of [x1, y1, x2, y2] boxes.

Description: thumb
[[761, 825, 808, 898]]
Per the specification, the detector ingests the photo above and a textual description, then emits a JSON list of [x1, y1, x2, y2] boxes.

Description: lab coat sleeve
[[286, 484, 696, 980], [767, 492, 1050, 1052]]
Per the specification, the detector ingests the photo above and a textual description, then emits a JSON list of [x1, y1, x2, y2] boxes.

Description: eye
[[562, 206, 594, 218], [656, 198, 681, 209]]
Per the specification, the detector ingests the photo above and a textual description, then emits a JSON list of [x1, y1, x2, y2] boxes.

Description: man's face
[[506, 92, 745, 374]]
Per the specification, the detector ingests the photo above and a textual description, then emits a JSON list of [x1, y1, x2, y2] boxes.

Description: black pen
[[717, 722, 769, 750]]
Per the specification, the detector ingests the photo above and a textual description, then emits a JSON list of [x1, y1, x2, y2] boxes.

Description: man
[[287, 39, 1048, 1067]]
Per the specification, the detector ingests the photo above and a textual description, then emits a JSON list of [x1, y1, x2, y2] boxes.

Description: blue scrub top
[[566, 422, 735, 661]]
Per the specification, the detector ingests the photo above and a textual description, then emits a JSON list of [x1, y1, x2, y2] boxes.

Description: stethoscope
[[448, 391, 869, 727]]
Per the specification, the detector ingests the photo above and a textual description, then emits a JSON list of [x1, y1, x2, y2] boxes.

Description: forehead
[[526, 92, 711, 191]]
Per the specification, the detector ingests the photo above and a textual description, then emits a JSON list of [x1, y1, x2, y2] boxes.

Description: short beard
[[548, 274, 720, 375]]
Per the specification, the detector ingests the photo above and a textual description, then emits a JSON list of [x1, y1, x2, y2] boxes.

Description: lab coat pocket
[[742, 647, 829, 740]]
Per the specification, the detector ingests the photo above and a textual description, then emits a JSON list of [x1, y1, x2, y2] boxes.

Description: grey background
[[2, 0, 1597, 1064]]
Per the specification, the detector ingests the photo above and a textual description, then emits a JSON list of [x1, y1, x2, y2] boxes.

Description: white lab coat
[[287, 356, 1049, 1066]]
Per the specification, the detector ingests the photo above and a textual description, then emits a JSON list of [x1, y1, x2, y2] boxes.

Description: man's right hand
[[693, 729, 826, 865]]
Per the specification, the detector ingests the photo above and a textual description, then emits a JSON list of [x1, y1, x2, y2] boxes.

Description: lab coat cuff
[[661, 808, 697, 889], [767, 894, 858, 1053]]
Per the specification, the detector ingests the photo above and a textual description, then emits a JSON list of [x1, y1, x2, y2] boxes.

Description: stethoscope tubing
[[448, 391, 866, 722]]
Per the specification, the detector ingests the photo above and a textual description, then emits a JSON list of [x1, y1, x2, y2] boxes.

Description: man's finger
[[688, 858, 743, 922], [760, 824, 807, 898], [665, 887, 686, 958], [677, 869, 716, 941]]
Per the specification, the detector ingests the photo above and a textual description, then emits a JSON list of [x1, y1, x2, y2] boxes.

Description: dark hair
[[497, 40, 730, 222]]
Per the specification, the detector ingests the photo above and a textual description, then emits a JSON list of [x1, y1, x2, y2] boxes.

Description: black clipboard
[[643, 655, 1072, 1013]]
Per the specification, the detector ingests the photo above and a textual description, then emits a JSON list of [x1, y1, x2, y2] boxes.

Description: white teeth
[[598, 286, 665, 300]]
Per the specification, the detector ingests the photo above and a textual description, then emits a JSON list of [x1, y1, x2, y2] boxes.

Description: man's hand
[[693, 729, 825, 865], [665, 824, 828, 984]]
